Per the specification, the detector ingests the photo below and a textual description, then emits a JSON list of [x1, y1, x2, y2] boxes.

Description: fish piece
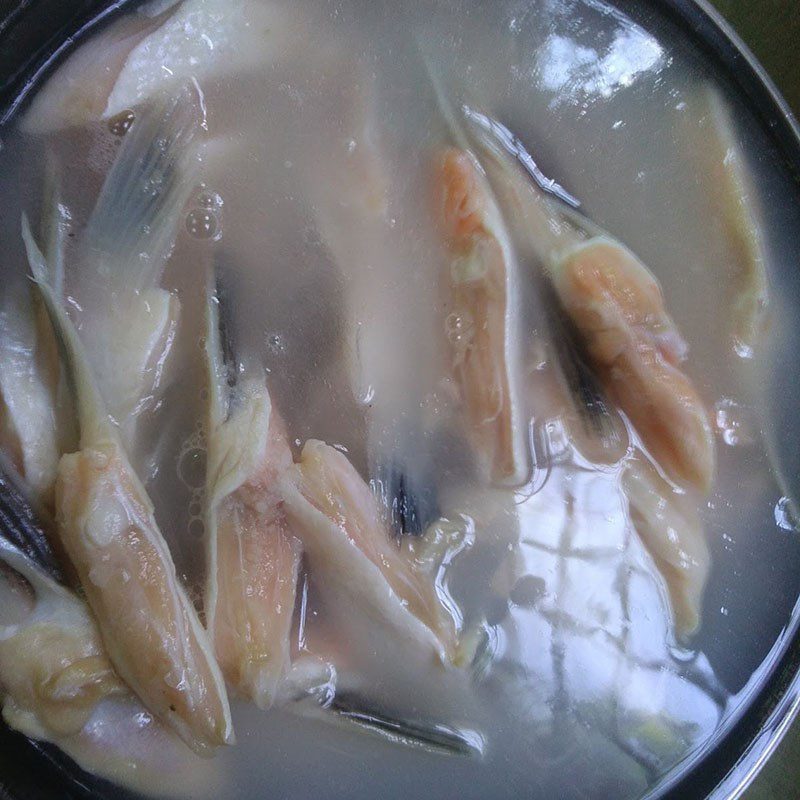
[[74, 85, 200, 452], [22, 219, 233, 753], [521, 333, 629, 471], [681, 84, 770, 358], [0, 529, 221, 797], [20, 11, 163, 134], [204, 281, 302, 709], [282, 440, 457, 662], [104, 0, 303, 118], [622, 458, 709, 638], [552, 239, 715, 492], [463, 110, 714, 492], [0, 537, 126, 741], [0, 294, 59, 508], [0, 164, 68, 509], [434, 147, 528, 485], [79, 289, 179, 439]]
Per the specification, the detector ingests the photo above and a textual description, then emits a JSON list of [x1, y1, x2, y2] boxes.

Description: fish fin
[[22, 215, 111, 447], [85, 83, 201, 292], [39, 156, 70, 300]]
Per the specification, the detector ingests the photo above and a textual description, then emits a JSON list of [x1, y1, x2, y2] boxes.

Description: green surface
[[712, 0, 800, 114], [709, 4, 800, 798]]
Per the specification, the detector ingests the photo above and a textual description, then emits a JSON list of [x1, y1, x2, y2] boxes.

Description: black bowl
[[0, 1, 799, 798]]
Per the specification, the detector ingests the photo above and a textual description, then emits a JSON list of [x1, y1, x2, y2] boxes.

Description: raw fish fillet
[[23, 218, 233, 753], [0, 537, 221, 797], [622, 458, 709, 637], [0, 294, 59, 508], [463, 111, 715, 493], [104, 0, 303, 118], [553, 239, 715, 493], [283, 440, 457, 663], [204, 284, 301, 708], [681, 84, 770, 359], [434, 147, 528, 485]]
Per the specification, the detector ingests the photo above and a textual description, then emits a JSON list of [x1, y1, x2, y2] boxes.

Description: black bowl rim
[[1, 1, 800, 798], [643, 2, 800, 798]]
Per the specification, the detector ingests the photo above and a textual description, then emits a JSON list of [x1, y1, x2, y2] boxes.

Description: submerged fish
[[552, 239, 715, 493], [462, 108, 715, 495], [20, 9, 165, 134], [0, 166, 70, 510], [104, 0, 305, 119], [283, 440, 458, 663], [622, 458, 709, 638], [0, 502, 221, 797], [22, 218, 233, 753], [430, 103, 714, 634], [0, 292, 59, 509], [680, 84, 770, 360], [204, 277, 302, 709], [434, 147, 529, 486]]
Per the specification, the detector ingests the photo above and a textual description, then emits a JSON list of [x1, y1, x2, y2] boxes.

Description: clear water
[[1, 0, 800, 798]]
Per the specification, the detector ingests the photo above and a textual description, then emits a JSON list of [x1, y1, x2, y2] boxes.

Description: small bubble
[[186, 209, 221, 240], [108, 109, 135, 136], [188, 517, 205, 539], [720, 606, 729, 616], [147, 173, 165, 193], [445, 311, 475, 349], [177, 445, 206, 489], [715, 398, 756, 446], [266, 332, 287, 356], [775, 497, 798, 532], [346, 138, 357, 154], [195, 188, 224, 210]]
